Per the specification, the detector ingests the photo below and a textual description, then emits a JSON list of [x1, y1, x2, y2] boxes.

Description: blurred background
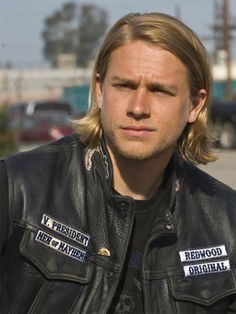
[[0, 0, 235, 188]]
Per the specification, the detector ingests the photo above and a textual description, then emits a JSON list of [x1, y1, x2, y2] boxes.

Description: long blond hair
[[74, 12, 217, 164]]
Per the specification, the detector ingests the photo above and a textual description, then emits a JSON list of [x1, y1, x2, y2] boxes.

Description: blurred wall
[[0, 67, 92, 106]]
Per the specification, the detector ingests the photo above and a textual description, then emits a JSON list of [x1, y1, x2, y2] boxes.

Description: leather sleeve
[[0, 160, 9, 254]]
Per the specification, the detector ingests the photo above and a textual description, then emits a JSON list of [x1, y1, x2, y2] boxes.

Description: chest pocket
[[20, 228, 93, 283], [169, 269, 236, 312]]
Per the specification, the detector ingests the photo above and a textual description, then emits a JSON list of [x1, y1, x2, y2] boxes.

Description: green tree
[[0, 107, 17, 158], [77, 4, 107, 67], [42, 2, 108, 67]]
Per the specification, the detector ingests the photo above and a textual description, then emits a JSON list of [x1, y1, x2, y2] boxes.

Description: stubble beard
[[106, 133, 174, 162]]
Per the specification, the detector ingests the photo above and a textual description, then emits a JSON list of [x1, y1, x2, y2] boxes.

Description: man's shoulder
[[8, 135, 82, 159], [5, 135, 85, 173], [177, 157, 236, 199]]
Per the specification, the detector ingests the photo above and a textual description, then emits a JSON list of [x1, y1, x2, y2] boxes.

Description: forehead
[[106, 41, 188, 82]]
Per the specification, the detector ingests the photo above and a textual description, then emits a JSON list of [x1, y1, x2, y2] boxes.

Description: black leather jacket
[[1, 135, 236, 313]]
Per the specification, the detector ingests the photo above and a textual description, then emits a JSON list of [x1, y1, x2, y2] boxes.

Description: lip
[[121, 126, 154, 137]]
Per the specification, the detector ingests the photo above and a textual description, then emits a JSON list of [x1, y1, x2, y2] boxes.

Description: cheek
[[100, 96, 119, 128], [101, 92, 125, 116], [155, 102, 190, 130]]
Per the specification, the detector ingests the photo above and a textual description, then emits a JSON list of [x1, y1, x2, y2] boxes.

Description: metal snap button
[[106, 271, 113, 279], [165, 223, 174, 231], [119, 202, 127, 211]]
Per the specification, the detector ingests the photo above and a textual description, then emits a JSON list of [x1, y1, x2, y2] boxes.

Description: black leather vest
[[1, 135, 236, 313]]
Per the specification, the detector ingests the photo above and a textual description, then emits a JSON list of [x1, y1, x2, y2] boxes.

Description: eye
[[149, 86, 175, 96], [112, 81, 136, 90], [114, 83, 128, 89]]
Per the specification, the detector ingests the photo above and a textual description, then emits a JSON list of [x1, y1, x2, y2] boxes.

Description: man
[[1, 12, 236, 313]]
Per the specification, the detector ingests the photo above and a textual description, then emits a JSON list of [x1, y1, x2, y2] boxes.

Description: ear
[[95, 73, 102, 109], [188, 89, 207, 123]]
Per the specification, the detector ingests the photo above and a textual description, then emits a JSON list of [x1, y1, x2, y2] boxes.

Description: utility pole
[[175, 3, 181, 20], [223, 0, 233, 101], [211, 0, 236, 101]]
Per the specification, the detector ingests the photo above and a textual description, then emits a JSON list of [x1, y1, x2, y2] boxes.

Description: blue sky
[[0, 0, 235, 68]]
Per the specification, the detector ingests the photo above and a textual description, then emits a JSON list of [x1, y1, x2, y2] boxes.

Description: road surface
[[199, 149, 236, 190]]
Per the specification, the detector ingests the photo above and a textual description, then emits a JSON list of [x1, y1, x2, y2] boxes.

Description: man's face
[[96, 41, 206, 161]]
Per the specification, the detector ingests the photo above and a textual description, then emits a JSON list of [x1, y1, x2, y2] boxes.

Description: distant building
[[0, 61, 236, 107], [0, 67, 92, 105], [56, 53, 77, 69]]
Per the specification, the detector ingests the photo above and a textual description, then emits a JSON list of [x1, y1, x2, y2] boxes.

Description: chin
[[113, 138, 176, 161], [116, 145, 161, 161]]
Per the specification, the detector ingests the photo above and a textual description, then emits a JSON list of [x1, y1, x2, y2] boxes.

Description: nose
[[127, 88, 150, 119]]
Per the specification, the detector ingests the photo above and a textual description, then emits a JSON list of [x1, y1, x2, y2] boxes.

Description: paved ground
[[199, 149, 236, 190]]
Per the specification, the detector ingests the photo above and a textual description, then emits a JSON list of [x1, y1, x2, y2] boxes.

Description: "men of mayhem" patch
[[35, 229, 86, 262]]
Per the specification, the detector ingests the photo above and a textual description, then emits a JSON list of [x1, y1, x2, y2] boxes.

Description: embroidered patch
[[41, 214, 90, 247], [183, 260, 230, 277], [175, 179, 180, 192], [179, 245, 227, 262], [99, 145, 110, 179], [179, 245, 230, 277], [84, 147, 99, 171], [35, 229, 86, 262]]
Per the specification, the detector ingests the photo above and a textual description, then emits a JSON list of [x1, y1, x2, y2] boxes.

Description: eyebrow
[[110, 75, 178, 95], [110, 76, 138, 88], [146, 82, 178, 95]]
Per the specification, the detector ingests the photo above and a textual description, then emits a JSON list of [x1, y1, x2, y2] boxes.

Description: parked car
[[7, 100, 75, 129], [210, 100, 236, 149], [8, 100, 74, 115], [17, 112, 73, 150]]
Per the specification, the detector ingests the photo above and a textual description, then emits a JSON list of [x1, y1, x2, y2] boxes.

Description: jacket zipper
[[70, 205, 135, 314], [141, 216, 176, 313], [103, 207, 135, 313]]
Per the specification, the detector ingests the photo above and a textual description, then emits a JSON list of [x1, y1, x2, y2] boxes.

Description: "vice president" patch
[[41, 214, 90, 247]]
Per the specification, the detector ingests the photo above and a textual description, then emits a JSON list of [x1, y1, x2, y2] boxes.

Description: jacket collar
[[94, 137, 180, 205]]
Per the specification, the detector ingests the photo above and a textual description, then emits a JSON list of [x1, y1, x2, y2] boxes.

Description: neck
[[108, 149, 173, 200]]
